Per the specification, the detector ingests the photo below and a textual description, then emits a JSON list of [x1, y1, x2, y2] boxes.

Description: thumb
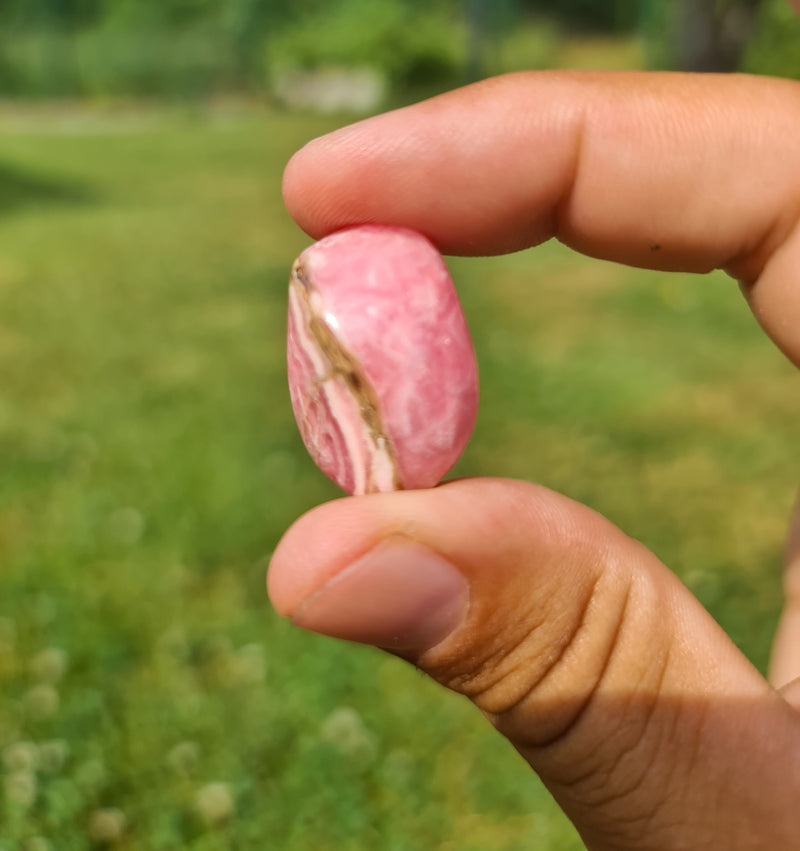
[[268, 478, 800, 851]]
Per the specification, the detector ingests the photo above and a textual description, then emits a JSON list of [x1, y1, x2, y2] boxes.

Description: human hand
[[269, 70, 800, 851]]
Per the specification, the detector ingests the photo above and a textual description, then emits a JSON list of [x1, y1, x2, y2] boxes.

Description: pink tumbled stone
[[287, 225, 478, 495]]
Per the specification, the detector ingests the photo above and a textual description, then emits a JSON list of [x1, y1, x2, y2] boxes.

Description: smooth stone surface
[[287, 225, 478, 495]]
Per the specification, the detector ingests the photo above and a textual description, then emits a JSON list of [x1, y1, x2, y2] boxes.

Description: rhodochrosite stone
[[287, 225, 478, 495]]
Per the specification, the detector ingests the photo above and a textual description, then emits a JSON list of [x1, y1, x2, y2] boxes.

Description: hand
[[269, 70, 800, 851]]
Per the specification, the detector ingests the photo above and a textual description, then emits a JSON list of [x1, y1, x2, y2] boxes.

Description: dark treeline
[[0, 0, 753, 38], [0, 0, 633, 31]]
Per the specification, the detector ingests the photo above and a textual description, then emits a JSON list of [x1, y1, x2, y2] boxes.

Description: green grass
[[0, 103, 796, 849]]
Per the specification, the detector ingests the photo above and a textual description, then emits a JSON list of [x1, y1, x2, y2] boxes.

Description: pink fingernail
[[291, 537, 469, 652]]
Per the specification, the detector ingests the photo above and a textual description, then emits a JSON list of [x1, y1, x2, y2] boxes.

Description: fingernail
[[291, 536, 469, 652]]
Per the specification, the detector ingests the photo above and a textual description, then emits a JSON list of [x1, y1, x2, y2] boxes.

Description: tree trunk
[[675, 0, 764, 72], [464, 0, 489, 82]]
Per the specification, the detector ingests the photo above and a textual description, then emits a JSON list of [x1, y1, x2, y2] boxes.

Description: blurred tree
[[742, 0, 800, 79], [0, 0, 107, 95], [224, 0, 306, 86], [269, 0, 465, 92], [95, 0, 216, 29], [0, 0, 103, 28], [463, 0, 518, 80], [518, 0, 638, 31], [674, 0, 765, 71]]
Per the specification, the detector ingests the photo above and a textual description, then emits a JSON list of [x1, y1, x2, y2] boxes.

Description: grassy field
[[0, 102, 797, 849]]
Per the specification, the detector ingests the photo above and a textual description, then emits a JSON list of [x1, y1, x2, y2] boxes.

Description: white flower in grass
[[87, 808, 127, 843], [2, 740, 38, 772], [320, 706, 377, 765], [195, 782, 235, 826], [30, 646, 68, 682], [4, 770, 36, 808], [23, 684, 59, 719]]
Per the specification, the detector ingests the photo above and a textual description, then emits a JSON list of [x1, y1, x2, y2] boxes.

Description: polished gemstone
[[287, 225, 478, 495]]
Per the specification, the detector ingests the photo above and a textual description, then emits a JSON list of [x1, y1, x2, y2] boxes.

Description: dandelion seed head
[[320, 706, 377, 765]]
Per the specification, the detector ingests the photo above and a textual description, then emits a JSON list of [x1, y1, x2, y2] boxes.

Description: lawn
[[0, 102, 796, 849]]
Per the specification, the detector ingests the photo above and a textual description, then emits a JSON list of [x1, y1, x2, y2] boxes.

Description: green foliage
[[0, 0, 646, 99], [487, 16, 564, 74], [268, 0, 465, 89], [642, 0, 800, 75], [0, 32, 82, 97], [742, 0, 800, 79], [0, 27, 236, 98], [0, 0, 105, 29], [0, 0, 299, 97], [639, 0, 675, 68], [518, 0, 638, 31], [0, 0, 470, 98], [75, 24, 236, 97]]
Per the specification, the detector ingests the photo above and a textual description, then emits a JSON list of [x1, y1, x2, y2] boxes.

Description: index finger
[[283, 71, 800, 365]]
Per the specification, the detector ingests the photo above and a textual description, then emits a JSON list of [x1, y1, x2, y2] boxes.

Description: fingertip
[[282, 118, 389, 240], [266, 478, 589, 620], [281, 144, 322, 239], [266, 494, 388, 617]]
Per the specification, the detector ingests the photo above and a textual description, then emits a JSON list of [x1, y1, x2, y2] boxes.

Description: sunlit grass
[[0, 103, 796, 848]]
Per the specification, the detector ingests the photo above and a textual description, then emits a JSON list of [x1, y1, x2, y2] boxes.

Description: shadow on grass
[[0, 159, 95, 215]]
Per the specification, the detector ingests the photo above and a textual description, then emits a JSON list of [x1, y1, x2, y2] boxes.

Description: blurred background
[[0, 1, 798, 849], [0, 0, 799, 104]]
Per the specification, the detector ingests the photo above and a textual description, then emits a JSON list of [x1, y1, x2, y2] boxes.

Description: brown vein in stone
[[291, 260, 402, 491]]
